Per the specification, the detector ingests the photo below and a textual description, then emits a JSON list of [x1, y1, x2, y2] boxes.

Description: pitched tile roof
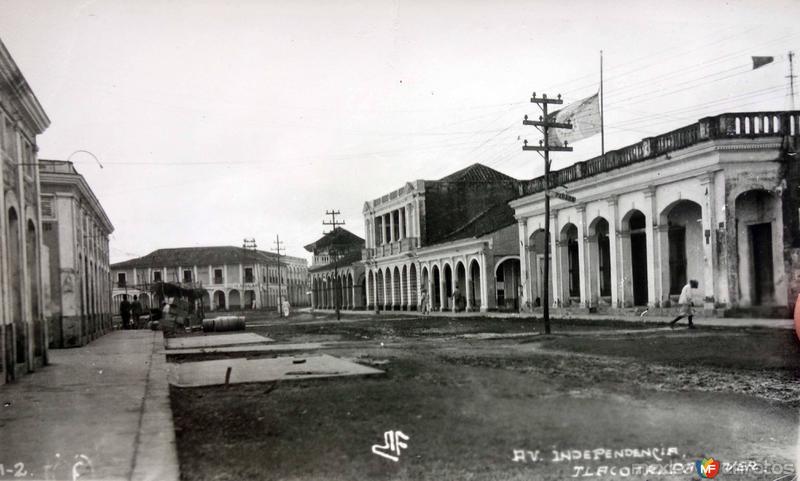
[[111, 246, 284, 270], [436, 201, 517, 243], [437, 163, 517, 183], [304, 227, 364, 253]]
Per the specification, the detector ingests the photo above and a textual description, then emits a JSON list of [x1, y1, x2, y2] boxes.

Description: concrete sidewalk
[[0, 330, 179, 481], [303, 307, 795, 329]]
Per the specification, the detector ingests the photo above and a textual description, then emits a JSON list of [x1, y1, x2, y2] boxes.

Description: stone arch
[[659, 199, 703, 300], [559, 222, 580, 302], [454, 261, 466, 311], [393, 266, 401, 310], [495, 257, 521, 311], [468, 258, 482, 311], [443, 263, 453, 310], [409, 263, 418, 310], [620, 209, 649, 306], [431, 264, 442, 310], [733, 189, 785, 307], [213, 290, 226, 310], [587, 216, 612, 304]]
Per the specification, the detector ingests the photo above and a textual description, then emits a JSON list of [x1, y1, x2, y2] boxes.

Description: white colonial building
[[111, 246, 309, 312], [362, 164, 522, 313], [511, 110, 800, 317]]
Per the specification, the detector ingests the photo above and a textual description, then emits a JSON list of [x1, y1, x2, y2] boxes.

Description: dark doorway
[[629, 211, 649, 306], [749, 222, 774, 305], [432, 267, 441, 310], [668, 227, 687, 295], [598, 230, 611, 297]]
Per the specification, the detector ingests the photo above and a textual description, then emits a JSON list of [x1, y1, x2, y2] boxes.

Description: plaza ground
[[169, 311, 800, 481]]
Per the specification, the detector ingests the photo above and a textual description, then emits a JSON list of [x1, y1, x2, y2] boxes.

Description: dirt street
[[170, 312, 800, 481]]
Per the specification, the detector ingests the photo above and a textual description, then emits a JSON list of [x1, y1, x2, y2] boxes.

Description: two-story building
[[362, 163, 522, 312], [0, 37, 51, 383], [110, 246, 309, 312], [306, 227, 366, 310], [510, 110, 800, 318], [39, 159, 114, 347]]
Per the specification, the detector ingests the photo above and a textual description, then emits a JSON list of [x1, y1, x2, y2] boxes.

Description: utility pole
[[323, 209, 345, 320], [522, 92, 573, 335], [788, 50, 796, 110], [274, 235, 285, 317]]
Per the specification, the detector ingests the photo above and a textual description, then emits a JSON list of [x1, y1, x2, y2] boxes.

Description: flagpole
[[600, 50, 605, 156]]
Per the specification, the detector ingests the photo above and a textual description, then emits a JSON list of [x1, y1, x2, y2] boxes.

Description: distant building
[[0, 37, 51, 383], [110, 246, 309, 312], [39, 159, 114, 347], [362, 163, 522, 312], [510, 110, 800, 317], [306, 228, 365, 310]]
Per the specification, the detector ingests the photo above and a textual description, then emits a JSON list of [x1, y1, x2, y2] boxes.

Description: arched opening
[[587, 217, 612, 306], [528, 229, 550, 307], [409, 264, 418, 310], [455, 262, 466, 312], [376, 269, 385, 310], [623, 210, 649, 306], [469, 259, 482, 311], [431, 265, 441, 310], [420, 266, 429, 310], [401, 265, 408, 310], [8, 208, 25, 374], [244, 290, 256, 309], [734, 189, 783, 306], [200, 291, 211, 310], [27, 219, 44, 359], [356, 273, 366, 308], [213, 290, 226, 310], [393, 266, 401, 310], [660, 200, 703, 301], [560, 223, 580, 303], [228, 289, 241, 310], [495, 257, 521, 311]]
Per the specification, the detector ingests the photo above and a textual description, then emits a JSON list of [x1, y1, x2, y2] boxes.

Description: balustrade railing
[[520, 110, 799, 196]]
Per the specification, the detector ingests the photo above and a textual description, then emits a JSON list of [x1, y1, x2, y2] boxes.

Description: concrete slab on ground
[[168, 354, 383, 387], [0, 330, 178, 481], [165, 332, 273, 350], [164, 342, 323, 355]]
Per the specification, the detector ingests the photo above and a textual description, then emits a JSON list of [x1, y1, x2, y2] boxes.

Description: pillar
[[576, 204, 588, 308], [644, 187, 658, 308], [479, 252, 489, 311], [550, 210, 561, 307], [518, 219, 529, 310], [389, 211, 395, 243]]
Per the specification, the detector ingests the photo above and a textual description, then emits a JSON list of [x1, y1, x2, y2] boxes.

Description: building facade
[[306, 227, 366, 310], [510, 110, 800, 317], [39, 160, 114, 347], [0, 38, 51, 383], [110, 246, 309, 312], [362, 163, 522, 312]]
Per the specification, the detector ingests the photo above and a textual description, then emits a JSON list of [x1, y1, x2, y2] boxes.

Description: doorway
[[749, 222, 774, 305]]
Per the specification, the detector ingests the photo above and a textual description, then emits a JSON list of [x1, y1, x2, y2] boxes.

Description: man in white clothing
[[669, 279, 699, 329]]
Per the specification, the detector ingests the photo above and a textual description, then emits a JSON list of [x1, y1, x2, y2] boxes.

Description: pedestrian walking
[[669, 279, 698, 329], [119, 295, 132, 330], [420, 289, 430, 316], [131, 295, 143, 329]]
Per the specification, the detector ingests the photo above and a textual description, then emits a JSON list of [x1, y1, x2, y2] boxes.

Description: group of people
[[118, 294, 144, 329], [415, 279, 701, 328]]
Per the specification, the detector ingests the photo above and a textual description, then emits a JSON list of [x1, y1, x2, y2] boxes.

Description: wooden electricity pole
[[522, 92, 573, 335], [274, 235, 285, 317], [323, 210, 345, 320]]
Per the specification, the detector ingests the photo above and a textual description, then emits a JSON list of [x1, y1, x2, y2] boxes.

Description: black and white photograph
[[0, 1, 799, 480]]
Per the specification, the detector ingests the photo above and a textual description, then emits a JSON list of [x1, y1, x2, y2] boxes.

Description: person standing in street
[[131, 295, 143, 329], [119, 295, 132, 330], [669, 279, 698, 329], [420, 289, 429, 316]]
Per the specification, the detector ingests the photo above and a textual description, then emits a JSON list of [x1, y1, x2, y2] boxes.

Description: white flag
[[548, 93, 600, 146]]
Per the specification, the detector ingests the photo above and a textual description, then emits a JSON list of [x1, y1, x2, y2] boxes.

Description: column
[[311, 277, 317, 308], [208, 265, 213, 284], [700, 174, 718, 310], [607, 196, 620, 308], [365, 270, 372, 309], [465, 263, 473, 311], [438, 266, 446, 312], [479, 252, 489, 311], [399, 267, 406, 310], [407, 265, 414, 310], [643, 187, 658, 308], [383, 269, 390, 310], [549, 210, 561, 307], [576, 204, 589, 308], [450, 263, 457, 313], [518, 219, 529, 310], [389, 211, 395, 243], [399, 208, 406, 240]]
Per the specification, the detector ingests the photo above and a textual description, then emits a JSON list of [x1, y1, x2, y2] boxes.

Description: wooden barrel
[[202, 316, 246, 332]]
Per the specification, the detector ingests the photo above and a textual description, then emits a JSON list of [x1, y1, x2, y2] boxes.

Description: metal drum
[[202, 316, 246, 332]]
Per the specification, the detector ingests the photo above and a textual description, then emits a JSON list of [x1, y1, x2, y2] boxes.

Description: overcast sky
[[1, 0, 798, 262]]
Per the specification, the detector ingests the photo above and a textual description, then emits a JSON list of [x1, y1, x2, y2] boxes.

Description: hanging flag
[[548, 93, 600, 146], [752, 56, 774, 70]]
